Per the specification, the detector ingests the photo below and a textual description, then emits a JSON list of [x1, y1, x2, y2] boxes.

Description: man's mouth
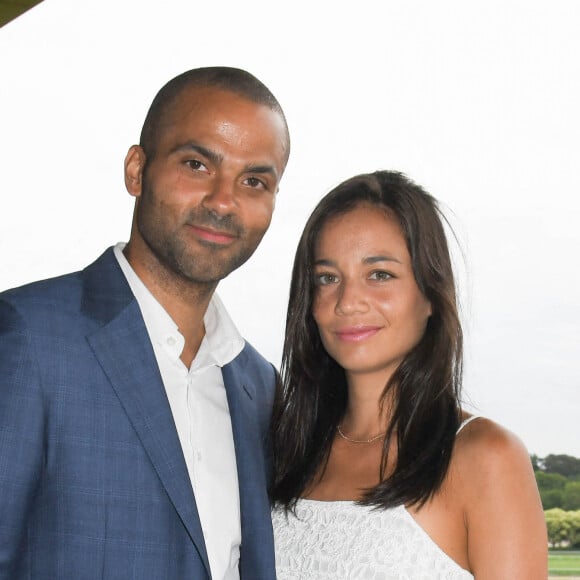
[[188, 223, 238, 245]]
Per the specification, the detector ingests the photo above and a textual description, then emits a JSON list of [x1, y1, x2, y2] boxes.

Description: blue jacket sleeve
[[0, 298, 45, 577]]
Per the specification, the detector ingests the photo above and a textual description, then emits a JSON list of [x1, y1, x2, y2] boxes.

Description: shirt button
[[167, 336, 176, 346]]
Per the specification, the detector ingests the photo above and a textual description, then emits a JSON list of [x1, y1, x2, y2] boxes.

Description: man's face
[[125, 86, 288, 286]]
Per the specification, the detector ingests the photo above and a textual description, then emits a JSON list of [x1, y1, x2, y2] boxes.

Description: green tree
[[542, 489, 564, 510], [544, 454, 580, 477], [563, 482, 580, 511], [536, 471, 568, 509], [531, 454, 543, 471], [545, 508, 572, 548], [569, 511, 580, 548], [536, 471, 568, 490]]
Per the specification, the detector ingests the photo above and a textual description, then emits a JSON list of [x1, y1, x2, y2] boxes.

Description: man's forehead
[[160, 86, 287, 153], [168, 85, 263, 117]]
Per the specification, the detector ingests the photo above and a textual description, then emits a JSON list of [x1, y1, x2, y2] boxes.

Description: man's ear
[[124, 145, 147, 198]]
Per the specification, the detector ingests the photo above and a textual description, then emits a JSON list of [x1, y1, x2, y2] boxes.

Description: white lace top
[[272, 417, 479, 580]]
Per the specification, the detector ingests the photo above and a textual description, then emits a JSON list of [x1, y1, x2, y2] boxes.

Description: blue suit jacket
[[0, 248, 277, 579]]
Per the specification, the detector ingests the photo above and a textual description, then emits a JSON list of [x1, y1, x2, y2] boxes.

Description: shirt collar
[[113, 243, 244, 369]]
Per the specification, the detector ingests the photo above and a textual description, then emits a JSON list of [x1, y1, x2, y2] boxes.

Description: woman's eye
[[369, 270, 392, 281], [315, 273, 338, 286]]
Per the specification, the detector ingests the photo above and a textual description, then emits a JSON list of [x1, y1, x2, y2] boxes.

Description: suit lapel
[[82, 249, 211, 577], [222, 354, 275, 578]]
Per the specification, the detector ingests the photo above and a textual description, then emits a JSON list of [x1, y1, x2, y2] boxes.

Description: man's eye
[[244, 176, 266, 189], [315, 273, 338, 286], [369, 270, 392, 281], [185, 159, 207, 171]]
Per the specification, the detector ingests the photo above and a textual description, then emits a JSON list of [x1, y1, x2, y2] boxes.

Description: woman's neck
[[341, 372, 396, 439]]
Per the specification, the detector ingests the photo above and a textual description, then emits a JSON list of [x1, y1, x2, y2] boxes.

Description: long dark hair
[[270, 170, 463, 510]]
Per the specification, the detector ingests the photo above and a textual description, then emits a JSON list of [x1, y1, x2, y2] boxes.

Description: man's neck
[[123, 246, 217, 367]]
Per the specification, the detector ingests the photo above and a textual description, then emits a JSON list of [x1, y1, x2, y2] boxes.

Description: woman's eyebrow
[[363, 255, 402, 265], [314, 255, 403, 267]]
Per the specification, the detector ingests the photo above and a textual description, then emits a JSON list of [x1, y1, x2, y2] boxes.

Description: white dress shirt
[[114, 243, 243, 580]]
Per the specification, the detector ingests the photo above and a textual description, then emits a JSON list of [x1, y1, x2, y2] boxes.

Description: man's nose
[[202, 175, 237, 214]]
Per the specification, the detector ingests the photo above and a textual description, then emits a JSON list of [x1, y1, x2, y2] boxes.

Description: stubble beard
[[136, 184, 265, 286]]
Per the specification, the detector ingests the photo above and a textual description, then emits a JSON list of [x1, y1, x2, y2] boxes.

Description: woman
[[270, 171, 547, 579]]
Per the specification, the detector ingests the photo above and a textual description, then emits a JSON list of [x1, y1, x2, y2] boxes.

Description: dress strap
[[456, 415, 481, 435]]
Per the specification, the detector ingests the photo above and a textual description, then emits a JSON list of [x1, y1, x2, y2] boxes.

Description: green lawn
[[549, 551, 580, 576]]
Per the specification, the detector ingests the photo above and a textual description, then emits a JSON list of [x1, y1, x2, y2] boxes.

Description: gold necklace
[[337, 424, 386, 444]]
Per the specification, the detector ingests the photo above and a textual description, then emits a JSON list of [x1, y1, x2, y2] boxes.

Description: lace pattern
[[273, 499, 474, 580]]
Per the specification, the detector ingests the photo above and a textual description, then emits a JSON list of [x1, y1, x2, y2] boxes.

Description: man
[[0, 67, 290, 579]]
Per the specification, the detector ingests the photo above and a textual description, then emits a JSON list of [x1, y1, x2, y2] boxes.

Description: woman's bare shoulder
[[454, 415, 532, 477], [451, 415, 547, 578], [449, 415, 541, 517]]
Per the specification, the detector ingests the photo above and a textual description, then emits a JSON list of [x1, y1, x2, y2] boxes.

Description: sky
[[1, 0, 578, 457]]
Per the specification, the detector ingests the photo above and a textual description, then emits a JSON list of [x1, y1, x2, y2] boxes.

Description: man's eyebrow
[[170, 142, 223, 165], [169, 142, 278, 179], [246, 164, 278, 179]]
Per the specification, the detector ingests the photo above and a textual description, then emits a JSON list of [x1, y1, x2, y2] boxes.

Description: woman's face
[[312, 203, 432, 385]]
